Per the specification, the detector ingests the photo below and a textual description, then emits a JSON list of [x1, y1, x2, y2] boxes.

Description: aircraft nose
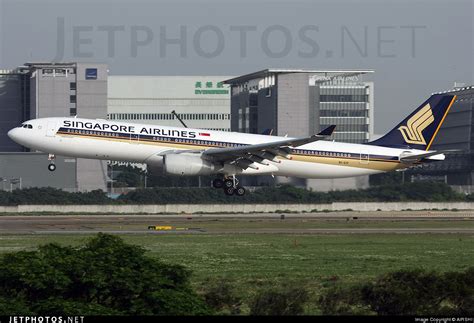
[[7, 128, 21, 142]]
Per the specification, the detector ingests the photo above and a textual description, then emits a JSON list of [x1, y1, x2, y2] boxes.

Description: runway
[[1, 211, 473, 235]]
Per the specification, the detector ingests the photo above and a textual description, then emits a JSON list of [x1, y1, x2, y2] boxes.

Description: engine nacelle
[[163, 153, 218, 176], [144, 154, 164, 173]]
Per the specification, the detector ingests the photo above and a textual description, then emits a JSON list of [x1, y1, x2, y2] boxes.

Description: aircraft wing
[[201, 125, 336, 168], [399, 149, 460, 163]]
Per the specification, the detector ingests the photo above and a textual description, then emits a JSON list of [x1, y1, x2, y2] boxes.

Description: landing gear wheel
[[212, 178, 224, 189], [224, 179, 234, 188], [224, 187, 235, 196], [235, 186, 246, 196], [48, 164, 56, 172]]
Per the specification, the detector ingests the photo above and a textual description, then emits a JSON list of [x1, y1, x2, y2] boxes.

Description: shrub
[[249, 285, 309, 316], [0, 233, 211, 315], [201, 278, 242, 315], [319, 267, 474, 316]]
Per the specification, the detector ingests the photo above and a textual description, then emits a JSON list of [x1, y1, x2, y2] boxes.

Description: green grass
[[72, 218, 474, 231], [162, 218, 474, 230], [1, 232, 473, 314]]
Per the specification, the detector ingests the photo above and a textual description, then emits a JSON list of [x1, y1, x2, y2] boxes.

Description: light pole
[[110, 163, 114, 195], [0, 178, 6, 191], [10, 178, 22, 191]]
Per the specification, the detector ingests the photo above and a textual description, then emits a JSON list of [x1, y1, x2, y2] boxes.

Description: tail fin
[[368, 94, 456, 150]]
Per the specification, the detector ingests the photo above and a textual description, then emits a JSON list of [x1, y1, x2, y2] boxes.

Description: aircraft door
[[46, 122, 57, 137], [130, 133, 140, 143], [360, 149, 369, 164]]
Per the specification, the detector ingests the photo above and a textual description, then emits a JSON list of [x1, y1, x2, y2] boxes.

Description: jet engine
[[163, 153, 218, 175]]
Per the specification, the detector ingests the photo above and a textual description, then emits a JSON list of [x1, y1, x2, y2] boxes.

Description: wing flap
[[203, 125, 336, 163]]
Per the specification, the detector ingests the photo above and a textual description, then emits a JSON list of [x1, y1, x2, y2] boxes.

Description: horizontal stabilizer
[[399, 149, 461, 163]]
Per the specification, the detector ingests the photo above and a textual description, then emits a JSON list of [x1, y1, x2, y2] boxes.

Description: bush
[[249, 285, 309, 316], [360, 269, 446, 315], [0, 182, 471, 205], [0, 187, 111, 206], [319, 285, 372, 315], [201, 278, 242, 315], [0, 233, 211, 315], [319, 267, 474, 316]]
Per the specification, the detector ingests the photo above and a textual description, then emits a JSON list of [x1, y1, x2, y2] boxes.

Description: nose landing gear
[[213, 175, 246, 196], [48, 154, 56, 172]]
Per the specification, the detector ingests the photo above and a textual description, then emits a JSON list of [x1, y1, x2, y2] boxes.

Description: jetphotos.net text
[[9, 317, 84, 323]]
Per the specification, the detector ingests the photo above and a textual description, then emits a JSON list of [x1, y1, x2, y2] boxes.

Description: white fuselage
[[8, 117, 432, 179]]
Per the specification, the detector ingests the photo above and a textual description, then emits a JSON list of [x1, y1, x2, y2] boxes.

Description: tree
[[0, 233, 211, 315], [111, 165, 146, 188]]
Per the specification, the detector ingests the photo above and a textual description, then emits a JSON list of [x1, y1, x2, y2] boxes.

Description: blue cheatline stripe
[[57, 127, 399, 163]]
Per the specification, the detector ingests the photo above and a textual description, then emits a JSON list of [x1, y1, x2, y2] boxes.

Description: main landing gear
[[212, 176, 246, 196], [47, 154, 56, 172]]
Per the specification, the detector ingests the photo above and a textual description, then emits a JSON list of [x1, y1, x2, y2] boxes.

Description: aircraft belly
[[275, 160, 382, 178], [41, 136, 167, 163]]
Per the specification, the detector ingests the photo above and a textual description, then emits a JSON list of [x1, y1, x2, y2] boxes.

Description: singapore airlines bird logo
[[398, 104, 434, 145]]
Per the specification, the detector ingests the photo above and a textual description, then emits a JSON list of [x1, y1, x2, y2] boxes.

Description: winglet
[[261, 128, 274, 136], [318, 125, 336, 136]]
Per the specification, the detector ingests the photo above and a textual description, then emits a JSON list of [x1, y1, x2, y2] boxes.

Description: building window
[[42, 69, 54, 76], [70, 95, 77, 103], [55, 69, 67, 76], [70, 108, 77, 116], [70, 82, 77, 91], [265, 87, 272, 97], [320, 94, 368, 103]]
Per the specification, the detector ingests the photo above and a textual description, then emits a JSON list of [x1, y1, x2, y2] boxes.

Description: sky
[[0, 0, 472, 133]]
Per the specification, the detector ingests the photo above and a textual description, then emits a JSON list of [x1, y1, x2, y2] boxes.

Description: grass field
[[1, 227, 474, 313]]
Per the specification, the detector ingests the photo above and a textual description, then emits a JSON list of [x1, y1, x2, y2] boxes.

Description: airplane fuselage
[[7, 117, 432, 179]]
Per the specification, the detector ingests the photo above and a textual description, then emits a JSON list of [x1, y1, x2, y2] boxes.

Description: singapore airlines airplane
[[8, 94, 456, 196]]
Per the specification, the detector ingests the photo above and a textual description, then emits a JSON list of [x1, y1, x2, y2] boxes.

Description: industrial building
[[224, 69, 374, 190], [0, 62, 108, 191], [405, 85, 474, 193], [107, 76, 231, 131]]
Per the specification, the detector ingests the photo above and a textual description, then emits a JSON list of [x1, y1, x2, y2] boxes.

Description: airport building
[[405, 84, 474, 193], [0, 65, 232, 191], [107, 76, 231, 131], [224, 69, 374, 190], [0, 62, 108, 191]]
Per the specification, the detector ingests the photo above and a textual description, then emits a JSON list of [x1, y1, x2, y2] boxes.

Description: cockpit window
[[28, 124, 33, 129], [22, 124, 33, 129]]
